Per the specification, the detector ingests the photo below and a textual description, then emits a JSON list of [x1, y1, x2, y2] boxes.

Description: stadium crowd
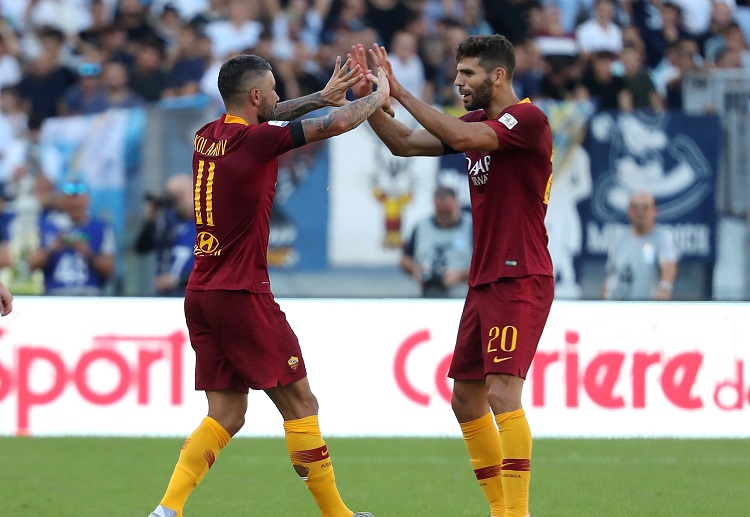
[[0, 0, 749, 296]]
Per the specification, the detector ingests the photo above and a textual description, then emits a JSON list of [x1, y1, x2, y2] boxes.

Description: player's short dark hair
[[456, 35, 516, 80], [218, 54, 273, 107]]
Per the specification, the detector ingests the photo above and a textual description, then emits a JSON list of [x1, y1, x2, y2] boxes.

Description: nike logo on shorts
[[494, 357, 512, 363]]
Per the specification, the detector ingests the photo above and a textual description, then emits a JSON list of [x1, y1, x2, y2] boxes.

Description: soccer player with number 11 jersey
[[147, 54, 391, 517]]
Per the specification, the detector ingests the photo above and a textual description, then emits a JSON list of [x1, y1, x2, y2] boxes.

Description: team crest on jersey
[[498, 113, 518, 130], [288, 356, 299, 371], [268, 120, 289, 127]]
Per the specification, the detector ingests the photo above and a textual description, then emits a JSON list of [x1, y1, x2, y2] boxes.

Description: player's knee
[[486, 384, 521, 414]]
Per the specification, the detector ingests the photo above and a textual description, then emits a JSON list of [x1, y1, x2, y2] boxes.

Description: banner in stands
[[580, 111, 721, 262], [0, 298, 747, 438]]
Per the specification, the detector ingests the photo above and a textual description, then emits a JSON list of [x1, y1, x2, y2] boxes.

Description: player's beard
[[258, 97, 275, 123], [465, 77, 493, 111]]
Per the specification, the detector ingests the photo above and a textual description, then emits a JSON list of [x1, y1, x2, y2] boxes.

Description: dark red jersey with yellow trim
[[456, 100, 554, 285], [187, 114, 304, 292]]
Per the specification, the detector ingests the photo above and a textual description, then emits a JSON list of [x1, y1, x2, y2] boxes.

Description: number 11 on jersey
[[195, 160, 215, 226]]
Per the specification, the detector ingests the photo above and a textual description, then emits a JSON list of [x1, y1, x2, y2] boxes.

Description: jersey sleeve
[[246, 120, 305, 159], [485, 105, 545, 152]]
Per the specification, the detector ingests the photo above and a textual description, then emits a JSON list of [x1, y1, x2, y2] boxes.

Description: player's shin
[[460, 412, 506, 517], [284, 415, 352, 517], [160, 417, 231, 515], [495, 409, 532, 517]]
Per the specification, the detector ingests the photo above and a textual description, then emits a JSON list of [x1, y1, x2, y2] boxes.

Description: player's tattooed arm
[[272, 93, 326, 121], [300, 90, 387, 143]]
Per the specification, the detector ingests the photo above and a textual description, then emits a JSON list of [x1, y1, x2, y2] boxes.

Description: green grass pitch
[[0, 437, 748, 516]]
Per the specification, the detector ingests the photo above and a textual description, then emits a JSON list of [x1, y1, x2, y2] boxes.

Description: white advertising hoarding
[[0, 298, 748, 437]]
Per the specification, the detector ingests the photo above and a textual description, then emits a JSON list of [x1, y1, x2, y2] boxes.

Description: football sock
[[160, 417, 231, 516], [459, 412, 506, 517], [284, 415, 351, 517], [495, 409, 532, 517]]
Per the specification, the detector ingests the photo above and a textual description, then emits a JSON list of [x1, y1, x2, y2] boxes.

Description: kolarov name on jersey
[[194, 135, 228, 157]]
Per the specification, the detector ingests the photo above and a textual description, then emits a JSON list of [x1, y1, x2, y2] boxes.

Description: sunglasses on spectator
[[62, 182, 89, 196]]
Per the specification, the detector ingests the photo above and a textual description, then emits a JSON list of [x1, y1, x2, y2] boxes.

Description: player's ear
[[493, 67, 505, 84], [249, 87, 261, 106]]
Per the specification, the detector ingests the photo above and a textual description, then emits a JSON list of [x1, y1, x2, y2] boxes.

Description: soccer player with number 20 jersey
[[350, 35, 554, 517], [148, 54, 390, 517]]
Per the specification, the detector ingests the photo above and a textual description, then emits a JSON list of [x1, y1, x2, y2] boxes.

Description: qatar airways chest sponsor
[[0, 299, 748, 437]]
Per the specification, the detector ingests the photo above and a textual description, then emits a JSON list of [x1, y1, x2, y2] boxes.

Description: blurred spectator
[[128, 38, 169, 102], [204, 0, 263, 60], [400, 186, 472, 298], [94, 22, 134, 67], [0, 86, 27, 139], [629, 0, 691, 69], [2, 116, 62, 201], [721, 21, 750, 68], [0, 25, 21, 89], [513, 39, 544, 100], [620, 44, 663, 111], [114, 0, 158, 43], [101, 61, 146, 108], [426, 17, 467, 107], [17, 49, 75, 120], [189, 0, 229, 33], [462, 0, 493, 36], [60, 62, 105, 115], [150, 0, 210, 22], [539, 54, 583, 101], [28, 180, 116, 296], [481, 0, 536, 44], [388, 31, 427, 101], [703, 1, 737, 64], [580, 50, 631, 110], [665, 38, 702, 110], [163, 24, 208, 98], [23, 0, 94, 38], [601, 191, 678, 301], [668, 0, 718, 37], [365, 0, 414, 47], [575, 0, 623, 55], [135, 173, 195, 297], [269, 0, 326, 59]]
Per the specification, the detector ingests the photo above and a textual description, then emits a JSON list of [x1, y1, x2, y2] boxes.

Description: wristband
[[658, 281, 673, 292]]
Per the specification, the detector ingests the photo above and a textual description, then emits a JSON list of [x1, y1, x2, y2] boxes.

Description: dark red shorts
[[448, 275, 554, 381], [184, 289, 307, 392]]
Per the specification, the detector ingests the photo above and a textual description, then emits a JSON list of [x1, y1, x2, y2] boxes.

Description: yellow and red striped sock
[[459, 412, 506, 517], [496, 409, 532, 517], [284, 415, 351, 517], [160, 416, 231, 516]]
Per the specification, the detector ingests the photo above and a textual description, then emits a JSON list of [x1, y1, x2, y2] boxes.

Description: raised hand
[[348, 44, 372, 100], [368, 44, 406, 100], [367, 66, 391, 100], [321, 56, 363, 107], [351, 43, 394, 117]]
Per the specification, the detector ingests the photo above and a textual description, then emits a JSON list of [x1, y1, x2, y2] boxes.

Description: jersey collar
[[519, 98, 531, 104], [224, 114, 249, 125]]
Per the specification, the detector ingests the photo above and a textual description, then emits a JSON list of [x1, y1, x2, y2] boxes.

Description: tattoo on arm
[[272, 92, 325, 121], [301, 92, 384, 141], [327, 93, 382, 132]]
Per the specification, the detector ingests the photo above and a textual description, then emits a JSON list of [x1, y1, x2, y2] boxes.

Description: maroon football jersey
[[458, 100, 554, 286], [187, 114, 305, 292]]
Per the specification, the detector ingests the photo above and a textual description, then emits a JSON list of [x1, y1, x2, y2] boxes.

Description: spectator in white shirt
[[204, 0, 264, 59], [388, 31, 427, 101], [575, 0, 623, 55]]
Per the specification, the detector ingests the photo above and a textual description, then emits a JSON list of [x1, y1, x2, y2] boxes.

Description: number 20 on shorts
[[487, 325, 518, 354]]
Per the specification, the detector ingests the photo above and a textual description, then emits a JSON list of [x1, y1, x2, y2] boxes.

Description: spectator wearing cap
[[400, 185, 473, 298], [28, 180, 115, 295], [60, 62, 106, 115]]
